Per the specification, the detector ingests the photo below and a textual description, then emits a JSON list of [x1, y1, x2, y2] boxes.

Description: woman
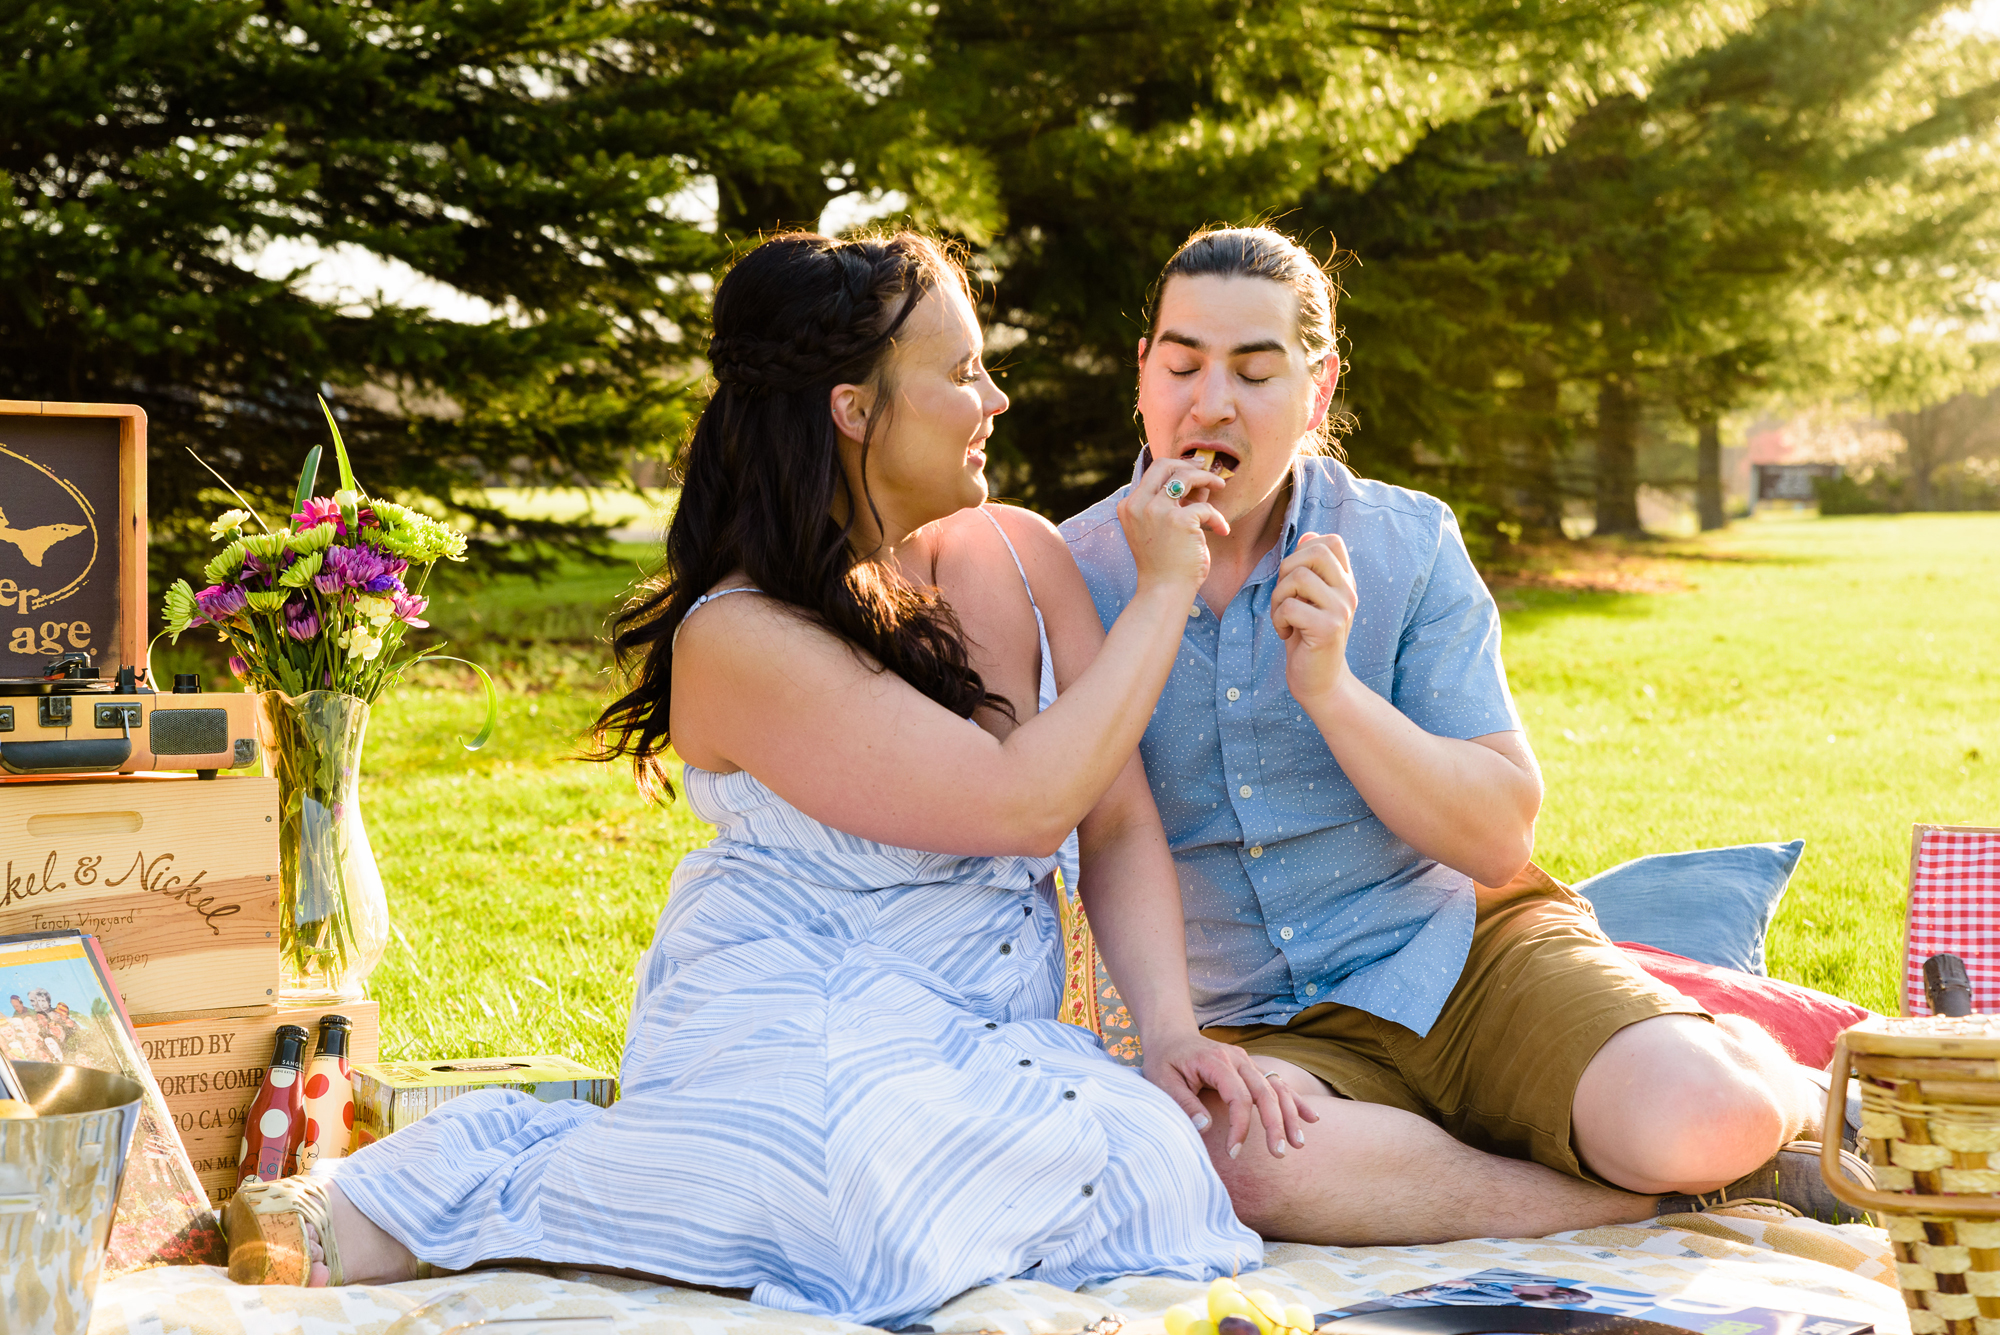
[[224, 232, 1308, 1327]]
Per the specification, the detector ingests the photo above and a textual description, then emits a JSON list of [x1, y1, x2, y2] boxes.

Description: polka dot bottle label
[[239, 1024, 312, 1186], [298, 1019, 357, 1170]]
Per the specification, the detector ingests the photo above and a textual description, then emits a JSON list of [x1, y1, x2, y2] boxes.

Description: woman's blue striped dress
[[322, 527, 1260, 1328]]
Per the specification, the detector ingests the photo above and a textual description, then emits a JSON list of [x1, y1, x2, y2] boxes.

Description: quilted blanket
[[87, 1214, 1906, 1335]]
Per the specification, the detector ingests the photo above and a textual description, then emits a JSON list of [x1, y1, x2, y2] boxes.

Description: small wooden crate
[[133, 1000, 379, 1205], [1825, 1015, 2000, 1335], [0, 773, 280, 1013]]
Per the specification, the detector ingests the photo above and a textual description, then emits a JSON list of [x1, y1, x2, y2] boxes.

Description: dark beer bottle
[[298, 1014, 355, 1169], [238, 1024, 311, 1185]]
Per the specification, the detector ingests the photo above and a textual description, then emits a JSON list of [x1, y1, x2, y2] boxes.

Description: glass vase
[[256, 690, 389, 1003]]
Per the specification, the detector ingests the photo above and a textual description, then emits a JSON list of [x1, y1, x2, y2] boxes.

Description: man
[[1059, 226, 1860, 1243]]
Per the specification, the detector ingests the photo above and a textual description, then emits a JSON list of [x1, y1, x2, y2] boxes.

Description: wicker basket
[[1824, 1015, 2000, 1335]]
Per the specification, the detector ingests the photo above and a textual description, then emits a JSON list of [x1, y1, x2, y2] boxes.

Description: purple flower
[[284, 599, 321, 642], [227, 655, 250, 681], [195, 584, 249, 622], [294, 496, 344, 533], [313, 544, 393, 595], [391, 591, 429, 627]]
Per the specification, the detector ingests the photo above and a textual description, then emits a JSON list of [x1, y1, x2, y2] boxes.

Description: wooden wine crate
[[134, 1000, 380, 1205], [0, 772, 280, 1013]]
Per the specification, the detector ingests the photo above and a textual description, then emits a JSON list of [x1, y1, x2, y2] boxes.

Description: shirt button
[[1239, 784, 1253, 798], [998, 942, 1012, 955], [1280, 926, 1294, 941], [1081, 1184, 1096, 1197], [1250, 846, 1263, 858], [985, 1022, 998, 1030], [1063, 1090, 1077, 1100], [1226, 687, 1241, 702], [1019, 1059, 1033, 1067], [1304, 983, 1319, 996], [1188, 604, 1201, 618]]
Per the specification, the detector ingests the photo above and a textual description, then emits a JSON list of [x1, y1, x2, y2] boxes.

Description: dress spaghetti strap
[[979, 507, 1040, 612], [671, 585, 762, 650]]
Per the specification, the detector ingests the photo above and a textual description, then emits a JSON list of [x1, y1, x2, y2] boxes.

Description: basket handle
[[1821, 1031, 2000, 1217]]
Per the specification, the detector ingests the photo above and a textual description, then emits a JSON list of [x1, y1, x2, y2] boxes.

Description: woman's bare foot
[[303, 1180, 423, 1286]]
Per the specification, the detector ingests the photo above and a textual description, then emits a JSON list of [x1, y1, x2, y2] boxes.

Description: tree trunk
[[1594, 376, 1643, 536], [1696, 413, 1727, 531], [1518, 367, 1568, 537]]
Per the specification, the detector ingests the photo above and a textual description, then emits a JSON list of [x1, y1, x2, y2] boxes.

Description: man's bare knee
[[1575, 1014, 1792, 1194]]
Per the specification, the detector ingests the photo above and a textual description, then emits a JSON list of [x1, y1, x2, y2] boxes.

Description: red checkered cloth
[[1903, 825, 2000, 1016]]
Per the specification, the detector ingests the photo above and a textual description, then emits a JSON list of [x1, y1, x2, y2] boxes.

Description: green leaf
[[293, 445, 323, 521], [421, 654, 500, 751], [318, 395, 358, 496]]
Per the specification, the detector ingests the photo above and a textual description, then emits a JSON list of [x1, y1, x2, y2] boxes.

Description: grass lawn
[[353, 512, 1999, 1068]]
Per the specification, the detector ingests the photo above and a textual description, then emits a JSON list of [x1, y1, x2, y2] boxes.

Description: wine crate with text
[[134, 1000, 380, 1204], [0, 773, 280, 1013]]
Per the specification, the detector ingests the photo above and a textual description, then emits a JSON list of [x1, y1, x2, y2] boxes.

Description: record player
[[0, 400, 256, 778]]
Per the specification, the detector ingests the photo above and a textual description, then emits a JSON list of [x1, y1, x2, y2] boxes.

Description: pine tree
[[0, 0, 933, 572]]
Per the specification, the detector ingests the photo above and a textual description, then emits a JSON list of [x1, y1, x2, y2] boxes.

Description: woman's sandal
[[224, 1175, 345, 1286]]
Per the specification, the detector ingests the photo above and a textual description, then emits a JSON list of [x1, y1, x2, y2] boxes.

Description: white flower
[[209, 509, 253, 539], [339, 625, 384, 661], [353, 593, 395, 627], [333, 488, 362, 510]]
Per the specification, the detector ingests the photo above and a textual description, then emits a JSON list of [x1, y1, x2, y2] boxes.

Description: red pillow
[[1618, 942, 1875, 1068]]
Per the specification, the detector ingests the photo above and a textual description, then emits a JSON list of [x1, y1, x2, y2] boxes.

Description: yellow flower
[[209, 509, 254, 539]]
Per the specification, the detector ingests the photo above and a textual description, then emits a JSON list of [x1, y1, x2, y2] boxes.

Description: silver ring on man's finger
[[1165, 478, 1188, 500]]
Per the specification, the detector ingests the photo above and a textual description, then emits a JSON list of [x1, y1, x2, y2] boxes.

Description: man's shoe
[[1655, 1141, 1876, 1225]]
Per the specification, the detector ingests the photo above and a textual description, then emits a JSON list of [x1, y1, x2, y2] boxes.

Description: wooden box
[[0, 773, 280, 1013], [134, 1000, 380, 1205]]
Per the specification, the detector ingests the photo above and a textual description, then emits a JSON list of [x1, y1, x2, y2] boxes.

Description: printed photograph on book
[[0, 931, 227, 1270]]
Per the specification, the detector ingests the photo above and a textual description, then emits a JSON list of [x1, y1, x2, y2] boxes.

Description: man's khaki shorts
[[1201, 866, 1708, 1182]]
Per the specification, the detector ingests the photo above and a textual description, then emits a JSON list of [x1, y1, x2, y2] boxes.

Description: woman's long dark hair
[[594, 231, 1010, 798]]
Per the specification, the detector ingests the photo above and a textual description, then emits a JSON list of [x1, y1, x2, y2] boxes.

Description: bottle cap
[[270, 1024, 312, 1068], [315, 1014, 353, 1058]]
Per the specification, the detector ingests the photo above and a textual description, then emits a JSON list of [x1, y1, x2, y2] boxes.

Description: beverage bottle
[[238, 1023, 311, 1185], [298, 1014, 355, 1170]]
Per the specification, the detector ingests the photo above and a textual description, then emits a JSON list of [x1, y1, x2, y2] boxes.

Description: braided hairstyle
[[595, 231, 1011, 798]]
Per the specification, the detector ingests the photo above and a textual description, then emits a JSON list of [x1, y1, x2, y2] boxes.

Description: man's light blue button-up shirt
[[1059, 452, 1521, 1036]]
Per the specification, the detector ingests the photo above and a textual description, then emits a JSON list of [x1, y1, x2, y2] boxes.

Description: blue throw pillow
[[1573, 839, 1805, 976]]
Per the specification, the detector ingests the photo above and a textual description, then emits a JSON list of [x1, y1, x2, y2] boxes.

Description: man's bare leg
[[1572, 1013, 1824, 1195], [1201, 1059, 1661, 1246]]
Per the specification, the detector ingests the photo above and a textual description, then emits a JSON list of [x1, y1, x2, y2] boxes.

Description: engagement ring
[[1165, 478, 1188, 500]]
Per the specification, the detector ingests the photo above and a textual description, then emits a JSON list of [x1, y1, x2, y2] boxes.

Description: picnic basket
[[1824, 1015, 2000, 1335]]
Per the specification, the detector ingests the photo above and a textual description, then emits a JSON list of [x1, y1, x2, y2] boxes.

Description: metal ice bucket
[[1, 1062, 144, 1335]]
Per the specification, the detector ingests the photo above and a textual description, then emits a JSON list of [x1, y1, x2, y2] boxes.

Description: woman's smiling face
[[835, 280, 1007, 544]]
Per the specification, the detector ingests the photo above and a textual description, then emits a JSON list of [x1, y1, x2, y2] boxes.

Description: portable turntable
[[0, 400, 256, 777]]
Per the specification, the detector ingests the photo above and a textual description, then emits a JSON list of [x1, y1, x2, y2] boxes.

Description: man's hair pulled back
[[595, 231, 1008, 797], [1144, 226, 1349, 451]]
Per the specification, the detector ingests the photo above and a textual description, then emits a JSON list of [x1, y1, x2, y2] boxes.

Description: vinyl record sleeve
[[1324, 1307, 1698, 1335], [0, 929, 227, 1270], [1315, 1269, 1874, 1335]]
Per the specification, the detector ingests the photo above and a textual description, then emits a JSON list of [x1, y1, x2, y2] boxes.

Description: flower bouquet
[[161, 401, 495, 1001]]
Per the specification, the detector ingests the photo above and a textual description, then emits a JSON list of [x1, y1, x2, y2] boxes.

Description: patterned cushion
[[1054, 871, 1142, 1066]]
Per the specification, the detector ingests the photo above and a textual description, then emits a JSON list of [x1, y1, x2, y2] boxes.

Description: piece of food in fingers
[[1191, 447, 1235, 479]]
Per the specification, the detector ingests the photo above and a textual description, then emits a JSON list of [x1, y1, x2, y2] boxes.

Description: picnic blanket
[[87, 1213, 1906, 1335]]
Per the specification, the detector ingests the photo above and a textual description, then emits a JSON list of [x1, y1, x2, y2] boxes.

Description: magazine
[[0, 930, 227, 1270], [1318, 1269, 1875, 1335]]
